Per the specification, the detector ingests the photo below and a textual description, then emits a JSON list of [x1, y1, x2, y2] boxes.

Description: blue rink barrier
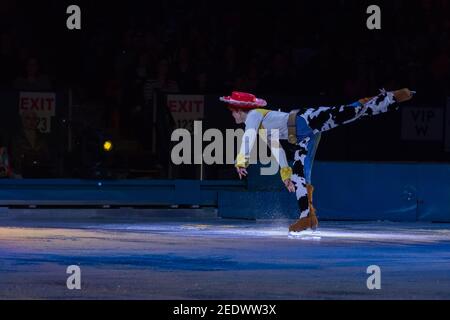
[[0, 179, 245, 207], [0, 162, 449, 222], [219, 162, 450, 222]]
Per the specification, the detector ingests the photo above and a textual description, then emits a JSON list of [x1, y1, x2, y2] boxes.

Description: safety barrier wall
[[219, 161, 450, 222], [0, 179, 245, 207], [0, 162, 449, 222]]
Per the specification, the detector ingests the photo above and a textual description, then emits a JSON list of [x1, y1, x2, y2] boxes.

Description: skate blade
[[288, 229, 321, 240]]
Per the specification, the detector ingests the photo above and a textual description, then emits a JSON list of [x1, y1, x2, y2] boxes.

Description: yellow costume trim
[[254, 108, 270, 117], [235, 153, 249, 168], [254, 109, 270, 130], [280, 167, 293, 182]]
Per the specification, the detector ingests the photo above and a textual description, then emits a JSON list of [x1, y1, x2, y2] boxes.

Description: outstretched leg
[[301, 89, 413, 134], [288, 88, 414, 233]]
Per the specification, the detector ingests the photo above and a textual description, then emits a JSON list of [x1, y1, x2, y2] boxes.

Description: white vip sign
[[19, 92, 56, 133], [445, 98, 450, 152], [401, 106, 444, 141], [167, 95, 204, 133]]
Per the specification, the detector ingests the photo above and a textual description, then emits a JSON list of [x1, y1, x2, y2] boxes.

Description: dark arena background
[[0, 0, 450, 304]]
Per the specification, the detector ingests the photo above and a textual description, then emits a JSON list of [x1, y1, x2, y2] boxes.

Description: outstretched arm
[[268, 138, 295, 192], [235, 111, 264, 178]]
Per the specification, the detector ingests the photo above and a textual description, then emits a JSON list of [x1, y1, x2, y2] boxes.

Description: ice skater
[[220, 89, 415, 233]]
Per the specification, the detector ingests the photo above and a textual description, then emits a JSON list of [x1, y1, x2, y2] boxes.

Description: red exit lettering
[[20, 97, 55, 111], [168, 100, 203, 113]]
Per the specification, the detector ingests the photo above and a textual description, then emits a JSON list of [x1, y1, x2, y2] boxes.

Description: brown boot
[[289, 184, 319, 232], [307, 184, 319, 228], [289, 216, 314, 232], [393, 88, 414, 103], [359, 88, 414, 105], [358, 96, 373, 105]]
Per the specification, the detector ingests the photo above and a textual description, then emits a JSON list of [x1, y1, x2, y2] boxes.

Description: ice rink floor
[[0, 209, 449, 299]]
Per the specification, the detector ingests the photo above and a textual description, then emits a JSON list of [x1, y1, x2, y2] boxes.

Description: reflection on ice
[[84, 221, 450, 244]]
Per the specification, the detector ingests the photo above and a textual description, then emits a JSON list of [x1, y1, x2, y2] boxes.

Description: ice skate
[[393, 88, 415, 103], [289, 216, 316, 232], [359, 88, 415, 105], [288, 184, 319, 233]]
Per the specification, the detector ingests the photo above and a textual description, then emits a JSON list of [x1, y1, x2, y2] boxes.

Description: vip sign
[[401, 106, 444, 141], [167, 95, 204, 133], [19, 92, 56, 133]]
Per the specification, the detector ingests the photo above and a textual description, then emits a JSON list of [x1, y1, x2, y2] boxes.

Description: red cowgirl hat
[[219, 91, 267, 109]]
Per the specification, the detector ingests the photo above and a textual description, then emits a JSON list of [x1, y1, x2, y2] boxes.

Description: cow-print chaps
[[290, 90, 398, 219]]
